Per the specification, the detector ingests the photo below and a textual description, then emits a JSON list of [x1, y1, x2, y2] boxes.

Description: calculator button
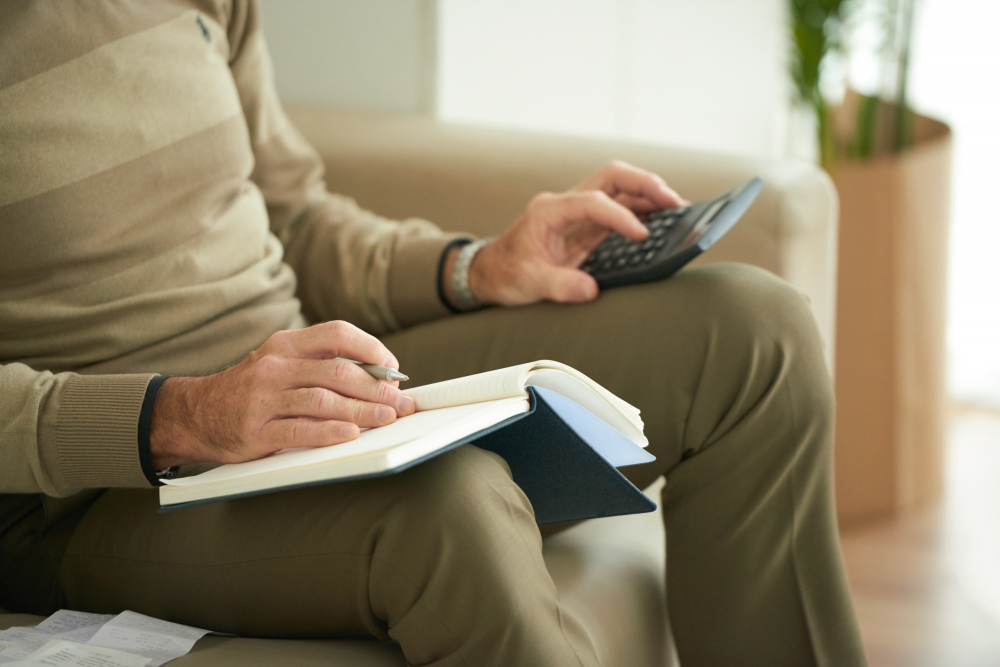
[[651, 227, 666, 238], [629, 254, 643, 265], [654, 238, 668, 249], [640, 239, 653, 250], [600, 260, 613, 271], [643, 250, 657, 263], [612, 246, 626, 257], [615, 257, 628, 268]]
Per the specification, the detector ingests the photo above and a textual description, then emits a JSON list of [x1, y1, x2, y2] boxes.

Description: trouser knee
[[369, 445, 540, 588], [669, 264, 835, 465], [689, 263, 832, 405]]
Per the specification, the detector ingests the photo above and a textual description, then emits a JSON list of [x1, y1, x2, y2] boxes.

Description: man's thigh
[[381, 262, 820, 491], [58, 446, 536, 640]]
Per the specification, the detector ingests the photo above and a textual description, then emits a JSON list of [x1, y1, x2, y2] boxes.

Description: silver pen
[[337, 357, 409, 382]]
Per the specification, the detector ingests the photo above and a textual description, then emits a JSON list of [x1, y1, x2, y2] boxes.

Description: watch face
[[450, 239, 491, 311]]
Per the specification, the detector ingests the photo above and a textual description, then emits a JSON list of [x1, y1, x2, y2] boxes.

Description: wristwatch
[[449, 238, 493, 312]]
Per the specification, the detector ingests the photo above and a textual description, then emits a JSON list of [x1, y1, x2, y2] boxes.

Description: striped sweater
[[0, 0, 459, 502]]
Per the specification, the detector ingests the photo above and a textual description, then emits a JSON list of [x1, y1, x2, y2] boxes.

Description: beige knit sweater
[[0, 1, 461, 501]]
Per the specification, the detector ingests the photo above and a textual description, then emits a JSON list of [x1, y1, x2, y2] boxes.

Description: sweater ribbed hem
[[55, 374, 157, 489], [388, 233, 472, 328]]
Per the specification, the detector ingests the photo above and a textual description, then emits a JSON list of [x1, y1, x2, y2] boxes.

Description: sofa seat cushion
[[1, 482, 675, 667]]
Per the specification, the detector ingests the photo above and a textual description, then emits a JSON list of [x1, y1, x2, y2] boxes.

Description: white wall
[[436, 0, 789, 159], [257, 0, 436, 113], [904, 0, 1000, 408], [257, 0, 788, 159]]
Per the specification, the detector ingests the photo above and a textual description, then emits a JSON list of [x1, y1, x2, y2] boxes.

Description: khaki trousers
[[28, 264, 866, 666]]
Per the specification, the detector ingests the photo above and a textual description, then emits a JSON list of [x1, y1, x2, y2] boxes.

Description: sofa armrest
[[286, 105, 838, 362]]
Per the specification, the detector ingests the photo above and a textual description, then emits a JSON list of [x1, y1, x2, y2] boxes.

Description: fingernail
[[397, 394, 415, 415], [376, 405, 395, 424]]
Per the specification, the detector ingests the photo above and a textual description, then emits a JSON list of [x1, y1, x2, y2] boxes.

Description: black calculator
[[581, 177, 762, 289]]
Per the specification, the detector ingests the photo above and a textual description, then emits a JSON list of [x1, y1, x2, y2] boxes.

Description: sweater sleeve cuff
[[55, 374, 158, 490], [388, 232, 473, 328], [137, 375, 172, 486]]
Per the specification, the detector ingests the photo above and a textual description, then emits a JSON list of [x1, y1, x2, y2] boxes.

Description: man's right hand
[[148, 321, 415, 469]]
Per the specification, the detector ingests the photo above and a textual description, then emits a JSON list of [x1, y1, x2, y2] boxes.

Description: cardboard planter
[[832, 113, 952, 522]]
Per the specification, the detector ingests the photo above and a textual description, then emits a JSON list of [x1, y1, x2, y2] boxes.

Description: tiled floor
[[840, 407, 1000, 667]]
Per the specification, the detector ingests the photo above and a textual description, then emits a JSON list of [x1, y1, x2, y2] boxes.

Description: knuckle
[[583, 189, 609, 204], [528, 192, 557, 211], [331, 358, 355, 384], [328, 320, 354, 340], [256, 354, 284, 375], [319, 422, 340, 444], [348, 399, 370, 424], [308, 388, 331, 414], [375, 382, 398, 405], [265, 329, 291, 349], [605, 159, 626, 173], [289, 420, 312, 444]]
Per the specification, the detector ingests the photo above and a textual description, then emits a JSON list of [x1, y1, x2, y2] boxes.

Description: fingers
[[274, 387, 399, 427], [265, 321, 399, 368], [261, 418, 361, 450], [536, 264, 599, 302], [614, 192, 666, 214], [576, 160, 688, 209], [543, 190, 648, 240], [292, 358, 415, 415]]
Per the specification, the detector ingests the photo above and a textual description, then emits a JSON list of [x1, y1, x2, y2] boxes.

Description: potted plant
[[789, 0, 952, 522]]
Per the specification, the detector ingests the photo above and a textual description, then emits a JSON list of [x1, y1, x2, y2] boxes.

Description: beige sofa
[[0, 107, 838, 666]]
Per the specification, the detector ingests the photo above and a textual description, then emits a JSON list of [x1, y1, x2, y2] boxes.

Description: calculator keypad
[[580, 206, 690, 276], [579, 178, 761, 290]]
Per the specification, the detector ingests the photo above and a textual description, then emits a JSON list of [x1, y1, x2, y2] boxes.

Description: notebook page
[[524, 369, 647, 447], [161, 400, 517, 488], [405, 360, 644, 437], [524, 361, 643, 425], [161, 398, 531, 506], [405, 363, 534, 411]]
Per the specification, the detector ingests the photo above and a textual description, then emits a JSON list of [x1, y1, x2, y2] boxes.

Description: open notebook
[[159, 361, 657, 523]]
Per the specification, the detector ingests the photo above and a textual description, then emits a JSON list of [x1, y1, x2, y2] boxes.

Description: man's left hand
[[459, 160, 687, 307]]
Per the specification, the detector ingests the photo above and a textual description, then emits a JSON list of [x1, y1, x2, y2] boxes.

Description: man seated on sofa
[[0, 2, 867, 666]]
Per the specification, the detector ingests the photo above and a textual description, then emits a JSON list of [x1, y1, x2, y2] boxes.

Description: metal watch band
[[449, 238, 493, 312]]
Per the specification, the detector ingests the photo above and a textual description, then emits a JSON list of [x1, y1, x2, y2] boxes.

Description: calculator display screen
[[675, 196, 731, 253]]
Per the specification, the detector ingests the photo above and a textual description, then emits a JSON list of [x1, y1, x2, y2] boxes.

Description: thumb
[[538, 265, 599, 302]]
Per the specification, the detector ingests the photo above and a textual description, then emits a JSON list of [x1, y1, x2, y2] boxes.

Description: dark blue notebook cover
[[159, 387, 657, 524]]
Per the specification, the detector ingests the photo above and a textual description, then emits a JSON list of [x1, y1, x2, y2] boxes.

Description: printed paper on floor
[[17, 639, 150, 667], [86, 611, 210, 667]]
